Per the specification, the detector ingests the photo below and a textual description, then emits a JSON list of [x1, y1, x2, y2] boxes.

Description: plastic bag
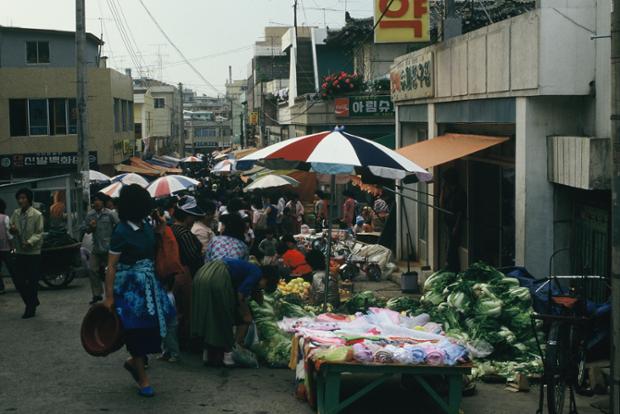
[[232, 344, 259, 368]]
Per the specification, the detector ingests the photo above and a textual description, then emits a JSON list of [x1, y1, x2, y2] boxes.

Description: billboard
[[335, 96, 394, 117], [374, 0, 430, 43]]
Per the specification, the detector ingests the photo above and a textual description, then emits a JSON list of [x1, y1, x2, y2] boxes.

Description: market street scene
[[0, 1, 618, 413]]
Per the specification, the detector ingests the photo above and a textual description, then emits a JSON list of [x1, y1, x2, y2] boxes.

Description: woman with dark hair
[[204, 213, 249, 262], [102, 184, 174, 397], [192, 260, 279, 366]]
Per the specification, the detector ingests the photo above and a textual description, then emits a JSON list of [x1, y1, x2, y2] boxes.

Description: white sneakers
[[223, 352, 235, 367]]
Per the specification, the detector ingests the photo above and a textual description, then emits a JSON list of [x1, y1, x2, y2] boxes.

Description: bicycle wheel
[[546, 322, 568, 414]]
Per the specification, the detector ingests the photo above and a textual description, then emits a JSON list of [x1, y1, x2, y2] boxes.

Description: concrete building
[[391, 0, 611, 281], [225, 79, 247, 146], [0, 26, 134, 177], [132, 77, 182, 157], [183, 110, 232, 154]]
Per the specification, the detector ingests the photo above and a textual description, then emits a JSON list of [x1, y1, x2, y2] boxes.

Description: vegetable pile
[[277, 278, 311, 300], [417, 262, 543, 378]]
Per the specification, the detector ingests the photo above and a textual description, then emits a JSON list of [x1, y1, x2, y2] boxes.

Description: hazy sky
[[3, 0, 374, 95]]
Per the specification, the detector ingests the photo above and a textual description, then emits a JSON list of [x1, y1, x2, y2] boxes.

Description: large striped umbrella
[[110, 173, 149, 187], [147, 175, 199, 198], [237, 129, 431, 182], [238, 128, 431, 310]]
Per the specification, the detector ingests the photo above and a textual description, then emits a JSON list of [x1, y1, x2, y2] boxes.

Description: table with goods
[[247, 261, 544, 413]]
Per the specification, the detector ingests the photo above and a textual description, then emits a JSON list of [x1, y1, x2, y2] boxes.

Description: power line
[[137, 0, 221, 95], [113, 0, 148, 70]]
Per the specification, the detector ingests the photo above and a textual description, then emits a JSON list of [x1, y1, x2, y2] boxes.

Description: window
[[48, 98, 67, 135], [9, 99, 28, 136], [9, 98, 77, 137], [67, 99, 77, 134], [28, 99, 48, 135], [114, 98, 121, 132], [26, 41, 50, 64], [121, 100, 128, 131], [154, 98, 165, 109]]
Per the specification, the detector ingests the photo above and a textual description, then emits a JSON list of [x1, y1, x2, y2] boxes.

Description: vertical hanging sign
[[374, 0, 430, 43]]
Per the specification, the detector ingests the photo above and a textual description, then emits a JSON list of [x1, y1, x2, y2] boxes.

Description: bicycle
[[533, 272, 609, 414]]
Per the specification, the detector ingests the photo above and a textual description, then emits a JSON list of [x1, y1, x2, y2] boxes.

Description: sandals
[[138, 386, 155, 397], [123, 361, 140, 383]]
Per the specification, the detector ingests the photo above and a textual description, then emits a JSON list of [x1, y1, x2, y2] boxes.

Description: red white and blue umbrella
[[147, 175, 199, 198], [98, 182, 125, 198], [238, 129, 431, 182], [110, 173, 149, 187]]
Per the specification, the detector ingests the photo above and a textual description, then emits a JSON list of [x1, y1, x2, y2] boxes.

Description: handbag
[[155, 226, 185, 281]]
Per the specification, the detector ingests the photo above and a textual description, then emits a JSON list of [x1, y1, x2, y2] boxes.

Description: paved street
[[0, 277, 606, 414]]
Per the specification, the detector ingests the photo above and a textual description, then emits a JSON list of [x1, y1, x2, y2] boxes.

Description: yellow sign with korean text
[[374, 0, 430, 43], [249, 111, 259, 125]]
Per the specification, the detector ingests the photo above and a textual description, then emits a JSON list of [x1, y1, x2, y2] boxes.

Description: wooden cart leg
[[323, 370, 341, 414], [447, 374, 463, 414]]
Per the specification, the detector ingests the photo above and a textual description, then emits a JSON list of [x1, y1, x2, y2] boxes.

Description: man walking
[[9, 188, 44, 319], [83, 193, 118, 304]]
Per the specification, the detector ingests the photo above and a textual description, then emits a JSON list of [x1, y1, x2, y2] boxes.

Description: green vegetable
[[340, 291, 386, 314], [507, 286, 531, 302], [447, 291, 468, 311], [386, 296, 419, 313], [421, 291, 445, 306], [477, 298, 502, 317]]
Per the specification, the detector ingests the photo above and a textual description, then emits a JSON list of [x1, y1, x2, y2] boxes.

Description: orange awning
[[397, 133, 509, 169]]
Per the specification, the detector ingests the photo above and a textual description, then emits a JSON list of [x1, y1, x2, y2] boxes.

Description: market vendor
[[277, 235, 312, 280], [191, 259, 278, 367]]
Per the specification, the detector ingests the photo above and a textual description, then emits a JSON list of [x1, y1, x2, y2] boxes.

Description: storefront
[[391, 1, 612, 278]]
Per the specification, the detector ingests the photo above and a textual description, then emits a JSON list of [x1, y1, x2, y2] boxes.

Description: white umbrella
[[110, 173, 149, 187], [211, 159, 237, 174], [243, 174, 299, 192], [89, 170, 111, 183]]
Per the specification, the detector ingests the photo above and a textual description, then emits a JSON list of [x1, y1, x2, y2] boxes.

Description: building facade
[[392, 0, 611, 280], [133, 77, 182, 157], [0, 26, 134, 177]]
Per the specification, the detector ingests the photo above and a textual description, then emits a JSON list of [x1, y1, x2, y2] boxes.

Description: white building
[[392, 0, 611, 281]]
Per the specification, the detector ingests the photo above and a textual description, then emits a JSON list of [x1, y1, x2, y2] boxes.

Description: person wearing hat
[[353, 215, 365, 235], [103, 184, 175, 397]]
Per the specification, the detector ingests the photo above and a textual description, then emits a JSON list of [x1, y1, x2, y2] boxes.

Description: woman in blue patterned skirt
[[103, 184, 174, 397]]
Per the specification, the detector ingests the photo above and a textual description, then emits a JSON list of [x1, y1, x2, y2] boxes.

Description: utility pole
[[443, 0, 462, 40], [178, 82, 184, 156], [610, 0, 620, 410], [75, 0, 89, 225]]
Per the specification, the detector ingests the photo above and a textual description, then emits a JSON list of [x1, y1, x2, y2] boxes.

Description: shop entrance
[[468, 161, 515, 268]]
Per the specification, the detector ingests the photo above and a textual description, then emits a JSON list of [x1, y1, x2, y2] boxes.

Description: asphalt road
[[0, 277, 606, 414]]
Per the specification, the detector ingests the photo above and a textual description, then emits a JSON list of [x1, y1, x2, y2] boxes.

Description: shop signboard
[[335, 96, 394, 117], [0, 151, 97, 170], [249, 111, 259, 125], [390, 51, 433, 101], [374, 0, 430, 43]]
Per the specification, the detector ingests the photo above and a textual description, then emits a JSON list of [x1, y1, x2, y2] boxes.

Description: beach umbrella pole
[[324, 174, 335, 311]]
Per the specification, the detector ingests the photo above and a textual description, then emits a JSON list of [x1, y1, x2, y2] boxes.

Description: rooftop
[[0, 25, 103, 45]]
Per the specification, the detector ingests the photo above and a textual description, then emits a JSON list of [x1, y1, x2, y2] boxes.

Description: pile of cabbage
[[418, 262, 542, 377]]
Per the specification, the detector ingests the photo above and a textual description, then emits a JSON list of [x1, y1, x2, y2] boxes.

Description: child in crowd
[[306, 249, 339, 307], [258, 229, 277, 265], [159, 277, 180, 363]]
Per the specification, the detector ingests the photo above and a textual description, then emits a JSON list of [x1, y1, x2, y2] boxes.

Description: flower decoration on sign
[[320, 71, 363, 99]]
